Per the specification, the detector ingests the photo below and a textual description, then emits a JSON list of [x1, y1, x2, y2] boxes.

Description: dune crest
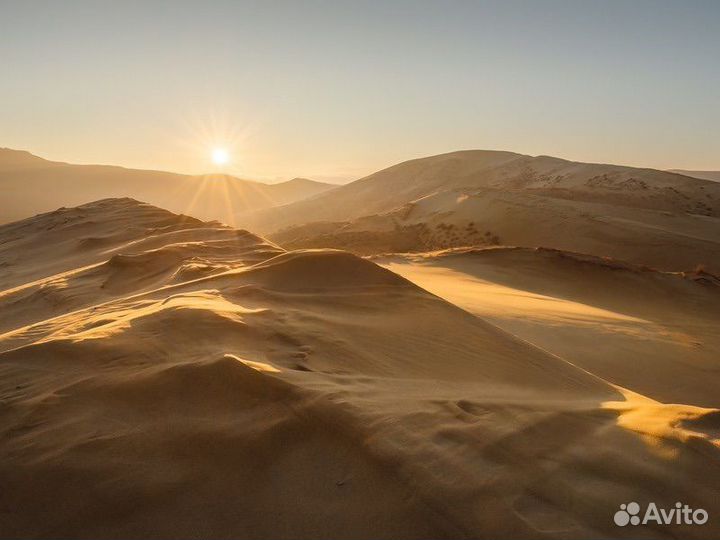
[[242, 150, 720, 272], [2, 199, 720, 538], [378, 246, 720, 407]]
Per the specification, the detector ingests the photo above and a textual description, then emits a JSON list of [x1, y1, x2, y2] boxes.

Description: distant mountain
[[266, 177, 338, 205], [670, 169, 720, 182], [0, 148, 335, 224], [238, 150, 720, 272]]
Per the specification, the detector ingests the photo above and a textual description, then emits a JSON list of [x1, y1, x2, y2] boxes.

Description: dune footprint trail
[[1, 199, 719, 539]]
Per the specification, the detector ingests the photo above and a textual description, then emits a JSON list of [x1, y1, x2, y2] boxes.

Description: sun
[[211, 147, 230, 166]]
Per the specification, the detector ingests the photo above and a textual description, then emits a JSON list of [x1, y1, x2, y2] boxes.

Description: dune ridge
[[242, 150, 720, 272], [1, 199, 720, 538], [378, 246, 720, 408], [246, 150, 720, 230]]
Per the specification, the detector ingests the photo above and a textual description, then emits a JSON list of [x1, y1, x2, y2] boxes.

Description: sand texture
[[2, 199, 719, 538], [242, 150, 720, 272]]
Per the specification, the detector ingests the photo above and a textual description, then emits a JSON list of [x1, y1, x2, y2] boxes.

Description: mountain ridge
[[0, 148, 335, 225], [670, 169, 720, 182]]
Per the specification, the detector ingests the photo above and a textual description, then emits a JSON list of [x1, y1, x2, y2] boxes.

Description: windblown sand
[[1, 199, 719, 539], [378, 247, 720, 408]]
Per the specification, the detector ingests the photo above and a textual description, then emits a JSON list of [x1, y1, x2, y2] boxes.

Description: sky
[[1, 0, 719, 183]]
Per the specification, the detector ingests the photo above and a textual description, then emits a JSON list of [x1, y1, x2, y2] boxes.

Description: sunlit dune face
[[211, 147, 230, 166]]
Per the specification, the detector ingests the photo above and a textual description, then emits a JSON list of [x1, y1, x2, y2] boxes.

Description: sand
[[2, 198, 719, 538], [378, 247, 720, 408], [274, 188, 720, 272], [240, 150, 720, 272]]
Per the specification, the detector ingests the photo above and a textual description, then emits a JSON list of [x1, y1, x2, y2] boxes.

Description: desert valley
[[1, 147, 719, 538]]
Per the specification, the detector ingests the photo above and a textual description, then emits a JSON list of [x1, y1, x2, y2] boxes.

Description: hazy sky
[[1, 0, 719, 182]]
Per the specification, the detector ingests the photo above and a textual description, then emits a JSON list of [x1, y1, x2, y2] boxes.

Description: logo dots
[[614, 502, 641, 526]]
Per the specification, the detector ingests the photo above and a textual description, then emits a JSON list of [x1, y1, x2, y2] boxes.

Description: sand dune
[[276, 188, 720, 272], [242, 150, 720, 272], [1, 198, 719, 538], [378, 247, 720, 407], [0, 148, 335, 225], [242, 150, 720, 230]]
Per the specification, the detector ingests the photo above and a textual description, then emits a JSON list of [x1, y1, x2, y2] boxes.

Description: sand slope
[[0, 148, 335, 225], [276, 188, 720, 271], [243, 150, 720, 271], [242, 150, 720, 230], [379, 247, 720, 408], [2, 199, 720, 538]]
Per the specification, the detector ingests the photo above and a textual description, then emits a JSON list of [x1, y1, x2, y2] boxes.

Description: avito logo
[[614, 502, 708, 527]]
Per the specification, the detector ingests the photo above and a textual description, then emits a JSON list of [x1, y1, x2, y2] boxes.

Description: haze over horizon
[[2, 0, 719, 181]]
